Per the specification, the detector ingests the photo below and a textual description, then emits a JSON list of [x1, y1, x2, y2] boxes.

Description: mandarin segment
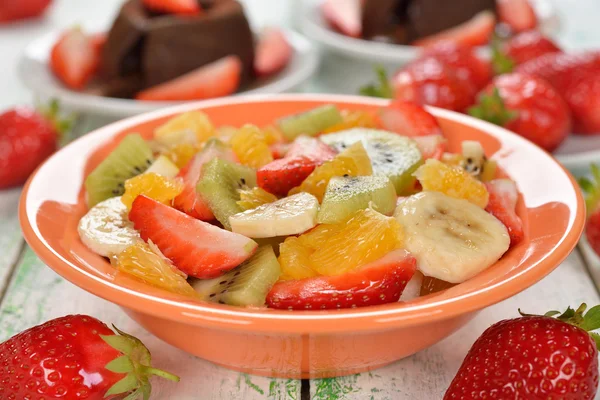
[[154, 111, 215, 146], [414, 159, 489, 208], [163, 143, 201, 168], [322, 110, 378, 134], [230, 124, 274, 168], [289, 142, 373, 202], [121, 173, 184, 210], [237, 187, 279, 210], [278, 237, 318, 280]]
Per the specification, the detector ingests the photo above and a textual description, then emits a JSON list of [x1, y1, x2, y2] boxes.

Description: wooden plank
[[0, 188, 25, 294], [0, 247, 300, 399], [309, 251, 600, 400]]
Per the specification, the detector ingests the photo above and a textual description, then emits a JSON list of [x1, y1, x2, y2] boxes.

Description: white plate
[[18, 27, 319, 118], [300, 0, 560, 65]]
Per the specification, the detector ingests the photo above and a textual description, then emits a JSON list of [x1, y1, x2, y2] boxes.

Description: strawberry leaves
[[100, 325, 179, 400], [468, 88, 518, 127], [578, 164, 600, 216], [359, 66, 394, 99]]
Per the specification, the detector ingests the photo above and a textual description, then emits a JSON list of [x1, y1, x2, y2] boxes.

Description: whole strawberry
[[0, 101, 69, 189], [579, 164, 600, 257], [445, 304, 600, 399], [469, 72, 571, 152], [493, 30, 562, 74], [0, 0, 52, 23], [0, 315, 178, 399]]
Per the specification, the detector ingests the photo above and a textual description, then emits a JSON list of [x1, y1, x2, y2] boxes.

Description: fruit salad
[[78, 102, 523, 310]]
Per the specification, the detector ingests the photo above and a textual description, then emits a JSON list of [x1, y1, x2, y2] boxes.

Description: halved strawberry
[[267, 249, 417, 310], [413, 11, 496, 48], [497, 0, 537, 33], [485, 179, 524, 246], [136, 56, 242, 102], [173, 140, 235, 220], [378, 100, 443, 137], [257, 156, 318, 197], [254, 28, 292, 77], [129, 195, 257, 279], [142, 0, 201, 15], [50, 27, 99, 90], [286, 136, 337, 161], [270, 142, 290, 159], [413, 135, 447, 160], [322, 0, 361, 38]]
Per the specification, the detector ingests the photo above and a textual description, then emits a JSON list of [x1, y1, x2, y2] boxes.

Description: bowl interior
[[20, 95, 584, 334]]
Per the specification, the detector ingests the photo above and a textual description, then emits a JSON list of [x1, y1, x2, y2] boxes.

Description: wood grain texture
[[0, 188, 25, 301], [310, 251, 600, 400]]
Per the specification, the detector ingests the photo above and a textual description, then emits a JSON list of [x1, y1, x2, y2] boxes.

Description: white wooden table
[[2, 1, 600, 399]]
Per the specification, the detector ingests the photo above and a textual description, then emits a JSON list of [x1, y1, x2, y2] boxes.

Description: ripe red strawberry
[[579, 164, 600, 257], [267, 249, 416, 310], [0, 102, 70, 189], [413, 11, 496, 48], [469, 73, 571, 152], [378, 100, 443, 137], [254, 28, 292, 77], [50, 27, 100, 90], [422, 41, 492, 90], [322, 0, 361, 38], [501, 30, 561, 70], [561, 72, 600, 135], [129, 195, 257, 279], [444, 304, 600, 399], [270, 142, 290, 159], [258, 137, 335, 196], [516, 51, 600, 88], [485, 179, 524, 246], [391, 57, 477, 112], [497, 0, 538, 33], [0, 315, 178, 400], [413, 135, 447, 160], [136, 56, 242, 101], [142, 0, 201, 15], [0, 0, 52, 23]]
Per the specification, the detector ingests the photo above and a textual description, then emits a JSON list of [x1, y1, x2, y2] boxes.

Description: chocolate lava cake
[[361, 0, 497, 44], [90, 0, 255, 98]]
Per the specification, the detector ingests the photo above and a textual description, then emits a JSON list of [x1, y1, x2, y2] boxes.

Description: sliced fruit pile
[[79, 103, 523, 310]]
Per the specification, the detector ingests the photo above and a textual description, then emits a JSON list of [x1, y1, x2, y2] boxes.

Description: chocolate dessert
[[360, 0, 497, 44], [95, 0, 255, 99]]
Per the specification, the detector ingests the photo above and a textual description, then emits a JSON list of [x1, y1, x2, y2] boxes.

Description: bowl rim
[[19, 93, 585, 334]]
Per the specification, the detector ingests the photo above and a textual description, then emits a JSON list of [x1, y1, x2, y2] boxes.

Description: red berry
[[580, 166, 600, 257], [0, 315, 178, 399], [497, 0, 538, 33], [485, 179, 524, 246], [445, 304, 600, 399], [392, 57, 477, 112], [267, 249, 416, 310], [254, 28, 293, 77], [0, 0, 52, 23], [129, 195, 258, 279], [0, 106, 59, 188], [413, 134, 447, 160], [321, 0, 361, 38], [469, 73, 571, 152], [586, 210, 600, 257], [142, 0, 201, 15], [504, 30, 562, 65], [50, 27, 99, 90], [413, 11, 496, 48], [379, 100, 443, 137]]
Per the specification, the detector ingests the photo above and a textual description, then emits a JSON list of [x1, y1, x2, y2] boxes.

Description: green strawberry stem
[[36, 98, 76, 145], [490, 36, 515, 75], [100, 325, 180, 399], [578, 164, 600, 216], [359, 66, 394, 99], [519, 303, 600, 349], [468, 88, 518, 127]]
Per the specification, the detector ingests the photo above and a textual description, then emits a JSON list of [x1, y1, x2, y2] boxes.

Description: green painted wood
[[0, 188, 25, 298]]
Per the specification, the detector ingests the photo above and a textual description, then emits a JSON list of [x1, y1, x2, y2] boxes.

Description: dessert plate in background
[[18, 27, 319, 119]]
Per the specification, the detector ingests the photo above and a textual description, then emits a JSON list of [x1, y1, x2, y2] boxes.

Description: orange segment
[[230, 124, 274, 168], [154, 111, 215, 145], [278, 237, 318, 280], [163, 143, 201, 168], [289, 142, 372, 202], [322, 110, 377, 134], [415, 159, 489, 208], [121, 173, 184, 210], [237, 187, 278, 211]]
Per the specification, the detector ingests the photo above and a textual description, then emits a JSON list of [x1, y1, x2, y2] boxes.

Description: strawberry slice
[[50, 27, 99, 90], [258, 137, 336, 196], [90, 32, 107, 55], [270, 142, 290, 159], [413, 11, 496, 48], [378, 100, 443, 137], [413, 135, 447, 160], [254, 28, 293, 77], [485, 179, 524, 246], [322, 0, 361, 38], [267, 249, 417, 310], [136, 56, 242, 102], [142, 0, 201, 15], [497, 0, 537, 33], [173, 140, 235, 220], [129, 195, 257, 279]]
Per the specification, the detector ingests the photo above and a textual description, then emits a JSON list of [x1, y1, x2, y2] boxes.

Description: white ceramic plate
[[300, 0, 560, 65], [18, 27, 319, 118]]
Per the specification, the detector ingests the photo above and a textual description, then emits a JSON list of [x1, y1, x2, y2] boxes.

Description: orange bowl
[[20, 94, 585, 379]]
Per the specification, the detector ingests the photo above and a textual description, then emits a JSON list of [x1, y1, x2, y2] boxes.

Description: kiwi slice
[[85, 134, 154, 207], [320, 128, 423, 195], [277, 104, 343, 140], [192, 245, 281, 307], [318, 176, 397, 224], [196, 158, 257, 230]]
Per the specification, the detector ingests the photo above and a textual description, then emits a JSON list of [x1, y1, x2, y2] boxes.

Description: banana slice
[[394, 191, 509, 283], [146, 155, 180, 178], [78, 197, 142, 257], [229, 192, 319, 238]]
